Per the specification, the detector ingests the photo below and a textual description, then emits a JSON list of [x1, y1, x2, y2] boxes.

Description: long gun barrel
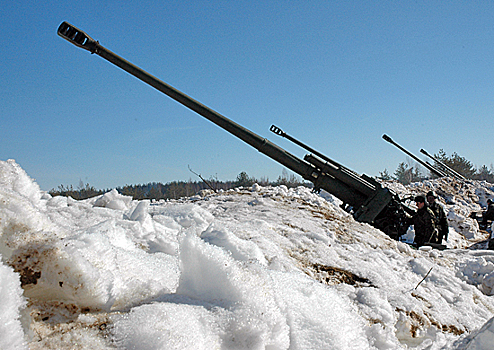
[[420, 149, 466, 180], [56, 23, 314, 186], [382, 135, 448, 178], [58, 22, 412, 237]]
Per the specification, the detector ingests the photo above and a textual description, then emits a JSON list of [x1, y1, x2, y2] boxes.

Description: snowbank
[[1, 159, 494, 349], [455, 316, 494, 349], [0, 260, 27, 350]]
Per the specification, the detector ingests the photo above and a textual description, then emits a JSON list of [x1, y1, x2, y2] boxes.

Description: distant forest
[[49, 170, 308, 201], [379, 149, 494, 185], [50, 150, 494, 201]]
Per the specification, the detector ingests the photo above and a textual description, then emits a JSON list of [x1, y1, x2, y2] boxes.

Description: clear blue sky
[[2, 1, 493, 191]]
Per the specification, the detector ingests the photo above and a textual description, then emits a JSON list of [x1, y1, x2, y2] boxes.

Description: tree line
[[49, 150, 493, 200], [379, 149, 494, 185], [49, 169, 308, 201]]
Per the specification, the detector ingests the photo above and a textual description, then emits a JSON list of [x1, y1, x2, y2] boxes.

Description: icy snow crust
[[1, 160, 494, 349]]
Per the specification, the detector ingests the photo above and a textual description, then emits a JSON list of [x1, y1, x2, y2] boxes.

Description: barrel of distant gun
[[382, 134, 448, 178], [420, 149, 466, 180]]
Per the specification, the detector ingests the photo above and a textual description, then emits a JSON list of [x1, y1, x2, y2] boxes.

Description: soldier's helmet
[[426, 190, 436, 198], [414, 195, 426, 203]]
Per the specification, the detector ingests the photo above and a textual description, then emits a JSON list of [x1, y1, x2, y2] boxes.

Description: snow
[[1, 159, 494, 349], [0, 260, 27, 350]]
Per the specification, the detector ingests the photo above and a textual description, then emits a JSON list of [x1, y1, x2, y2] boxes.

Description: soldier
[[481, 198, 494, 230], [408, 195, 438, 247], [426, 190, 449, 243]]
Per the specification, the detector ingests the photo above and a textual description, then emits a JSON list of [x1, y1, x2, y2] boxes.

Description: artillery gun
[[57, 22, 414, 239], [420, 149, 466, 181], [382, 135, 449, 178]]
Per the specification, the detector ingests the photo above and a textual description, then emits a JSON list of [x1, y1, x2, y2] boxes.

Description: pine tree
[[434, 149, 476, 178], [394, 162, 422, 185], [235, 171, 255, 187], [378, 169, 392, 181]]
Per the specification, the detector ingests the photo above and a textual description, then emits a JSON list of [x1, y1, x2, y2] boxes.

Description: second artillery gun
[[382, 135, 466, 181], [420, 149, 466, 181], [57, 22, 415, 239], [382, 134, 449, 179]]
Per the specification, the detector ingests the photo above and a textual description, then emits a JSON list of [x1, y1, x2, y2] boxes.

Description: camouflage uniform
[[407, 195, 437, 247], [428, 201, 448, 242], [481, 199, 494, 229], [412, 206, 437, 246]]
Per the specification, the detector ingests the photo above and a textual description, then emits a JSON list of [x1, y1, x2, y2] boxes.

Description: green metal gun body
[[58, 22, 411, 237], [382, 135, 448, 178], [420, 149, 466, 180]]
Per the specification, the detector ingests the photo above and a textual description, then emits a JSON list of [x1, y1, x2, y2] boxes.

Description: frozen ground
[[1, 159, 494, 349]]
